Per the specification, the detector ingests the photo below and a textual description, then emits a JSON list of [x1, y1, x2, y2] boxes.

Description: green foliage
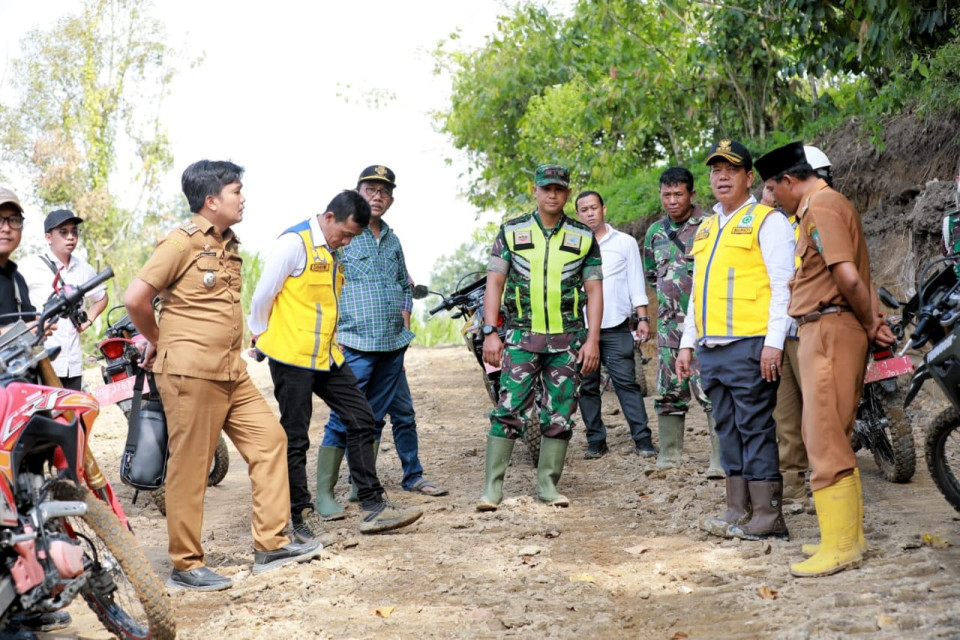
[[410, 311, 464, 347], [240, 249, 264, 343], [0, 0, 182, 291], [434, 0, 958, 221]]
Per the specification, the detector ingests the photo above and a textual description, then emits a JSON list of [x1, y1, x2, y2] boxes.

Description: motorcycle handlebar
[[40, 267, 114, 327]]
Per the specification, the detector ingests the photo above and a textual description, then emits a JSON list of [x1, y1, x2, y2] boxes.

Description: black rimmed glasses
[[0, 215, 24, 230]]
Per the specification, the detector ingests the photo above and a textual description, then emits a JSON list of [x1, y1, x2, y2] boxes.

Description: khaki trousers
[[775, 338, 808, 473], [157, 371, 291, 571], [797, 313, 868, 491]]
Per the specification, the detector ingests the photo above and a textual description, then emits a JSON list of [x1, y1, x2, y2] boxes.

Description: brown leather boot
[[728, 480, 790, 541], [781, 470, 809, 515], [700, 476, 752, 537]]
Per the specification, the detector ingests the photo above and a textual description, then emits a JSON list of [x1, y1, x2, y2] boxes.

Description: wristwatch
[[481, 324, 498, 336]]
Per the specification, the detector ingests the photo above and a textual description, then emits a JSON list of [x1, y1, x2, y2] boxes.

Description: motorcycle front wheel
[[857, 382, 916, 483], [152, 434, 230, 516], [925, 407, 960, 513], [52, 480, 176, 640]]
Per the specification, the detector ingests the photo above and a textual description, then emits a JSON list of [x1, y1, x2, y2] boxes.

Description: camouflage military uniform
[[487, 212, 603, 439], [642, 208, 712, 415]]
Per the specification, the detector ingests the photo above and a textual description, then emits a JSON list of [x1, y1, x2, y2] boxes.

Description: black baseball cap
[[44, 209, 83, 233], [357, 165, 397, 189], [705, 139, 753, 172]]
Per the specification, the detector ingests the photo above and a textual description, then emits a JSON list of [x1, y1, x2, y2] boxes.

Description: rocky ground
[[44, 343, 960, 640]]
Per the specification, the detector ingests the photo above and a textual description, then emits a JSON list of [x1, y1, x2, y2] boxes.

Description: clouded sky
[[0, 0, 512, 283]]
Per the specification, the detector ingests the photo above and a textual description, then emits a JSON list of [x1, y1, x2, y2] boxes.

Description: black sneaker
[[167, 567, 233, 592], [252, 540, 322, 575], [10, 611, 71, 633], [292, 508, 334, 547], [360, 499, 423, 534], [634, 440, 657, 458], [583, 442, 609, 459], [0, 623, 37, 640]]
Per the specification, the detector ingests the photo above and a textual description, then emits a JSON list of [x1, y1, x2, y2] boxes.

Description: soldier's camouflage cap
[[535, 164, 570, 188]]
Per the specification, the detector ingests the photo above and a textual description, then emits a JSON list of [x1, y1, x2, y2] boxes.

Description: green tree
[[0, 0, 181, 293]]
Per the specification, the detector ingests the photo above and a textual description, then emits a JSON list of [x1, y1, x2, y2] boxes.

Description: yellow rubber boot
[[800, 468, 866, 557], [790, 474, 863, 578]]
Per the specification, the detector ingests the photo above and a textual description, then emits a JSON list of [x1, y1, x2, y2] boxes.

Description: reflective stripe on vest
[[256, 222, 345, 370], [504, 216, 593, 334], [690, 203, 774, 341]]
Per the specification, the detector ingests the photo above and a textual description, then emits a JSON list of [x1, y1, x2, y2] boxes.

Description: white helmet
[[804, 145, 833, 184], [804, 145, 831, 170]]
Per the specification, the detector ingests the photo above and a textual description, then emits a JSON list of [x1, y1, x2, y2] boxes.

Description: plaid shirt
[[336, 220, 415, 352]]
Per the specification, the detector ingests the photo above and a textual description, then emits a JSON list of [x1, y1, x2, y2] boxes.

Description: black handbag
[[119, 369, 168, 491]]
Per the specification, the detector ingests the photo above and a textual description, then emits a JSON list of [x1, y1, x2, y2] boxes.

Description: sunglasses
[[56, 227, 80, 238]]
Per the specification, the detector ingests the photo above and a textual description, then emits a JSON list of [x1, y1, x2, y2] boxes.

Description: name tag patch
[[562, 233, 582, 251], [695, 230, 710, 241], [311, 261, 331, 272], [730, 227, 753, 235]]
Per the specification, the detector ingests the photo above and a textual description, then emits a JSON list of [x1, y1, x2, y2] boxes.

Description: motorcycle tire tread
[[52, 480, 177, 640], [925, 407, 960, 514]]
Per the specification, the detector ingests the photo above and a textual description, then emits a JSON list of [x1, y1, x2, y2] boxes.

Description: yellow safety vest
[[256, 222, 345, 370], [502, 213, 595, 334], [690, 203, 775, 341]]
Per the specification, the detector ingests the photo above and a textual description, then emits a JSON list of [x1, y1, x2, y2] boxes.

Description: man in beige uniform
[[756, 142, 894, 578], [125, 160, 321, 591]]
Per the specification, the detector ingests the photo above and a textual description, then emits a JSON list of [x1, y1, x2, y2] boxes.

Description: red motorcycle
[[0, 268, 175, 638], [92, 305, 229, 515]]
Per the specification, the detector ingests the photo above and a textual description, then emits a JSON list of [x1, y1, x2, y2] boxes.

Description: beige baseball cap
[[0, 187, 23, 214]]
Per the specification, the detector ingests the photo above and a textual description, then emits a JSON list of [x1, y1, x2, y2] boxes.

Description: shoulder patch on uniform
[[167, 236, 186, 252], [179, 222, 200, 236]]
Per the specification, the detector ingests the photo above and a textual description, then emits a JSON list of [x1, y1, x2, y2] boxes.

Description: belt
[[795, 305, 853, 327], [600, 319, 630, 333]]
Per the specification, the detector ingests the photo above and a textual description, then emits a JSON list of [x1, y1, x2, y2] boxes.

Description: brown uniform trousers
[[158, 370, 290, 571], [775, 337, 808, 473], [797, 312, 868, 491]]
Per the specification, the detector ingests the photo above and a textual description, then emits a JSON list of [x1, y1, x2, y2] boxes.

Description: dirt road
[[58, 345, 960, 639]]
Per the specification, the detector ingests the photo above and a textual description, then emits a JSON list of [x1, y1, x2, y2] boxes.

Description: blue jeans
[[377, 371, 424, 490], [322, 347, 406, 448]]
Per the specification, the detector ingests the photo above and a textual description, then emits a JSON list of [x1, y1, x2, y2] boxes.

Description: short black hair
[[575, 190, 604, 208], [181, 160, 244, 213], [659, 167, 694, 193], [327, 190, 371, 227], [770, 162, 816, 183]]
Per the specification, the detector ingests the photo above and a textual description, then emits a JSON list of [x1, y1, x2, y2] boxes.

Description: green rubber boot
[[536, 437, 570, 507], [348, 440, 380, 503], [476, 436, 516, 511], [315, 446, 347, 521], [706, 412, 725, 479], [656, 413, 685, 470]]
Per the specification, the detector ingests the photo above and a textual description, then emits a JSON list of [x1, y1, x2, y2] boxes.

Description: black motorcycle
[[420, 274, 542, 464], [901, 257, 960, 512], [852, 288, 919, 482], [92, 305, 229, 514]]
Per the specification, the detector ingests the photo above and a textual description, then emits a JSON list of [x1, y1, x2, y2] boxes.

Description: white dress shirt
[[247, 215, 330, 335], [20, 252, 107, 378], [589, 223, 649, 329], [679, 197, 795, 350]]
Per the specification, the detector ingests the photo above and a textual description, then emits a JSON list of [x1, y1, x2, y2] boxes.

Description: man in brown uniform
[[756, 142, 895, 578], [125, 160, 321, 592]]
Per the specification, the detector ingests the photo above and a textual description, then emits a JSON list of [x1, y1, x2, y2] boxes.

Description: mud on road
[[55, 345, 960, 640]]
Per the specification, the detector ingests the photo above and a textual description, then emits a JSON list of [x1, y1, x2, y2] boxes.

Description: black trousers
[[269, 359, 383, 512], [579, 322, 650, 446], [697, 337, 780, 481]]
